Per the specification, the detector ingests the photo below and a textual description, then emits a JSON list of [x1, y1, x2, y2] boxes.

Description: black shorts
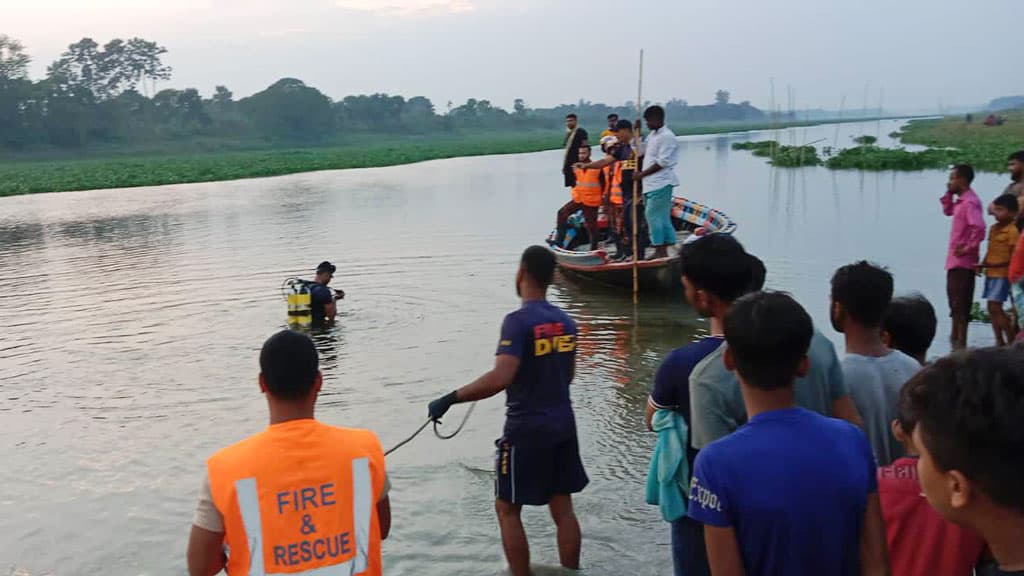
[[495, 432, 588, 506], [947, 268, 976, 319]]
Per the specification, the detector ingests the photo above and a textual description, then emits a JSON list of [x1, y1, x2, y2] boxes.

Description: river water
[[0, 120, 1006, 575]]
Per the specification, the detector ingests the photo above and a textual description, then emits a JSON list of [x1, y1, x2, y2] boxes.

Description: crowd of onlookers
[[643, 156, 1024, 575]]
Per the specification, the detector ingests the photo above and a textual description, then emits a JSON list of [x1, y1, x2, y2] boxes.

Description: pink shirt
[[941, 189, 986, 271]]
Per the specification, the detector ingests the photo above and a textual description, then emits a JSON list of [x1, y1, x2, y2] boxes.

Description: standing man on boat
[[187, 330, 390, 576], [562, 114, 589, 188], [426, 246, 588, 576], [600, 114, 619, 139], [636, 105, 679, 261], [940, 164, 985, 350]]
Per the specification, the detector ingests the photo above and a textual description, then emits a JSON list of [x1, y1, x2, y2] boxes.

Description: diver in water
[[310, 261, 345, 324]]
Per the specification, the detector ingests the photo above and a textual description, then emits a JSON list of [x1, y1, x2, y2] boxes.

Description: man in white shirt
[[830, 261, 921, 466], [636, 105, 680, 260]]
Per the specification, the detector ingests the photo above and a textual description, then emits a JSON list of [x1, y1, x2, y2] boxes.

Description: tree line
[[0, 34, 769, 152]]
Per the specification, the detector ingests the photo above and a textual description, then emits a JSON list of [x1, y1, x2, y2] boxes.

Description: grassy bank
[[826, 111, 1023, 171], [0, 132, 557, 196], [0, 116, 900, 196], [731, 113, 1023, 172], [895, 112, 1024, 172]]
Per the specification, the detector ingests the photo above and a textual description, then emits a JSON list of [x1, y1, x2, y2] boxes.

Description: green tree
[[240, 78, 334, 142], [715, 90, 730, 106], [0, 34, 30, 80], [48, 37, 171, 100]]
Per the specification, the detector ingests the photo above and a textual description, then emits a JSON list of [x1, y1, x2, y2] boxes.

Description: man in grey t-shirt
[[831, 261, 920, 466], [689, 328, 856, 449], [688, 247, 863, 450]]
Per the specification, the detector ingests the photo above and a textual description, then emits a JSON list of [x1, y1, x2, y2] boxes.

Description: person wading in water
[[427, 246, 588, 576]]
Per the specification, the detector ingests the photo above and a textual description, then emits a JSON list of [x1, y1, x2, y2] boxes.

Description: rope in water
[[384, 402, 477, 457]]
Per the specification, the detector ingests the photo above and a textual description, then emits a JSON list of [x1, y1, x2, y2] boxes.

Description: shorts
[[495, 432, 588, 506], [946, 268, 976, 319], [983, 277, 1011, 303]]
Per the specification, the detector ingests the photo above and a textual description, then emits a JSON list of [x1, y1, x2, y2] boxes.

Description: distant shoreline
[[0, 116, 913, 197]]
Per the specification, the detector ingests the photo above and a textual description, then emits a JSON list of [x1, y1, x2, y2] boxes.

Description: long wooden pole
[[632, 49, 644, 304]]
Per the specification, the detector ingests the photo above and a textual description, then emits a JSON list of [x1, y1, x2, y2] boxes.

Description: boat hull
[[556, 253, 682, 291], [546, 196, 736, 293]]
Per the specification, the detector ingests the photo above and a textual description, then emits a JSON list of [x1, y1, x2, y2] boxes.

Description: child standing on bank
[[902, 347, 1024, 576], [878, 411, 986, 576], [979, 194, 1020, 345]]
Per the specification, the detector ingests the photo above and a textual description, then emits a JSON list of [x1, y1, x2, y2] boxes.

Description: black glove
[[428, 391, 459, 422]]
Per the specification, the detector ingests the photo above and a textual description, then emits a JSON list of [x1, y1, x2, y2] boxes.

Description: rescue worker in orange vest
[[554, 145, 604, 251], [600, 135, 626, 260], [577, 119, 647, 261], [186, 330, 390, 576]]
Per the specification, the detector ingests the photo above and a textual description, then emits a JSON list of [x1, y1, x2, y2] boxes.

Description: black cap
[[316, 261, 336, 274]]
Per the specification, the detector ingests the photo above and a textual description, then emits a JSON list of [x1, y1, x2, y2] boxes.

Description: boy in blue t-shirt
[[646, 233, 756, 576], [688, 291, 889, 576], [427, 246, 587, 576]]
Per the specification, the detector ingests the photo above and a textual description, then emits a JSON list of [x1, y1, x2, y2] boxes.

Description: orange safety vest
[[573, 167, 604, 207], [603, 163, 624, 206], [207, 419, 386, 576]]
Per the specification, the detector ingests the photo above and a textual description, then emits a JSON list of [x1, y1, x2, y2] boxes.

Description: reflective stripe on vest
[[608, 163, 623, 205], [573, 167, 603, 207], [234, 458, 373, 576]]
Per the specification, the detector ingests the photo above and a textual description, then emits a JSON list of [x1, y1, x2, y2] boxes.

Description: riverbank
[[0, 117, 900, 197], [730, 112, 1022, 172], [825, 111, 1022, 171], [895, 112, 1023, 172]]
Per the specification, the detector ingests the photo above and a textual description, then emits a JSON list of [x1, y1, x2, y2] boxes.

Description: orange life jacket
[[207, 419, 386, 576], [573, 167, 604, 207], [604, 163, 624, 206]]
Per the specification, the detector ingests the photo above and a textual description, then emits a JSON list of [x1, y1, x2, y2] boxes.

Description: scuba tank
[[284, 278, 312, 327]]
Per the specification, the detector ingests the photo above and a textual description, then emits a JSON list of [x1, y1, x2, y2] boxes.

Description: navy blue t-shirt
[[688, 407, 877, 576], [650, 336, 725, 474], [497, 300, 578, 438], [308, 282, 333, 323]]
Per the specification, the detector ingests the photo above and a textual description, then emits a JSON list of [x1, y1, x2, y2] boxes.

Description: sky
[[3, 0, 1019, 112]]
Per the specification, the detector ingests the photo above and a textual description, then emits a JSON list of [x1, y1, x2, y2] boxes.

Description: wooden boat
[[547, 196, 737, 291]]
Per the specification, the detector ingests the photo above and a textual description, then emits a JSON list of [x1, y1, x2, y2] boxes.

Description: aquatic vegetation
[[732, 140, 778, 153], [732, 140, 820, 166], [853, 135, 878, 145], [825, 146, 960, 170], [769, 146, 821, 167], [0, 132, 560, 196]]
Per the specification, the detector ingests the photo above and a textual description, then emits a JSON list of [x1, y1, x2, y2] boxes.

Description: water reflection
[[0, 119, 1005, 575]]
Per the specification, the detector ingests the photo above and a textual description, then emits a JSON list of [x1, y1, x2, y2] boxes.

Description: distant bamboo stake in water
[[632, 49, 644, 304]]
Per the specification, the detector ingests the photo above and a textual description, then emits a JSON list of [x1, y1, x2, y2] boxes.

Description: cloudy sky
[[5, 0, 1018, 112]]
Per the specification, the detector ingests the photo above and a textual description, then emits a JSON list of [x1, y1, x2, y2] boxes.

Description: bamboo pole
[[632, 49, 644, 304]]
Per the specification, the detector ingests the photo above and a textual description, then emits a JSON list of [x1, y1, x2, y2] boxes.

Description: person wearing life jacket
[[600, 136, 626, 260], [309, 261, 345, 325], [555, 145, 604, 251], [579, 120, 646, 261], [187, 330, 390, 576]]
